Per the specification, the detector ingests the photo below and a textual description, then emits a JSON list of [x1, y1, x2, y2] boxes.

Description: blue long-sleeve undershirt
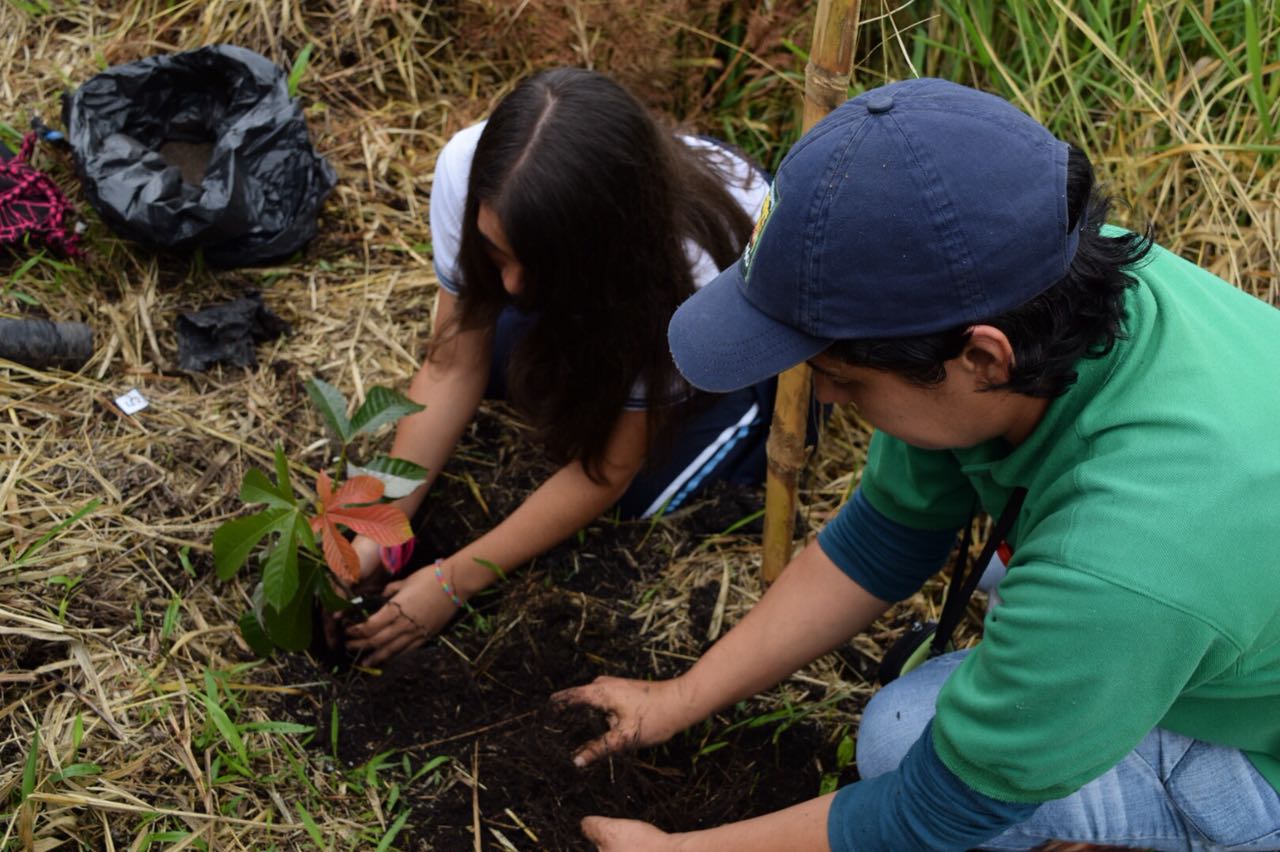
[[816, 488, 957, 602], [828, 722, 1039, 851], [817, 490, 1039, 849]]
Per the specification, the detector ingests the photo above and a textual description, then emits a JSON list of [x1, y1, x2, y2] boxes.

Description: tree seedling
[[212, 378, 426, 655]]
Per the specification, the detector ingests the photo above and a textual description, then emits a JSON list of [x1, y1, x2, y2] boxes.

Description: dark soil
[[272, 406, 858, 850]]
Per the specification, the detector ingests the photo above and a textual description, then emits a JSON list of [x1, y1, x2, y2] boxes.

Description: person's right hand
[[344, 564, 461, 665], [551, 675, 699, 767]]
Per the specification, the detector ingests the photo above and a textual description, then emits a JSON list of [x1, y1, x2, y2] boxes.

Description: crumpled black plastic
[[62, 44, 336, 267], [176, 291, 290, 371]]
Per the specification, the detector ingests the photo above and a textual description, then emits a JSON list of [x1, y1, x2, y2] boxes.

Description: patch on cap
[[741, 180, 778, 276]]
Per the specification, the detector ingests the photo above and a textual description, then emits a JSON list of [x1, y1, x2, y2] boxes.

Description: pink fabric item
[[0, 133, 81, 256], [379, 538, 415, 576]]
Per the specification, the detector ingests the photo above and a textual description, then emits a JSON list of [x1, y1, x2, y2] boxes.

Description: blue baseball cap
[[669, 78, 1081, 393]]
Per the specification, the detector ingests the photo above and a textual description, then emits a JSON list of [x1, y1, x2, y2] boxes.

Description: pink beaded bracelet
[[433, 559, 464, 608]]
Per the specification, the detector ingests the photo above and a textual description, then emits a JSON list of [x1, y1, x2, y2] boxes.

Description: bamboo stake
[[761, 0, 860, 583]]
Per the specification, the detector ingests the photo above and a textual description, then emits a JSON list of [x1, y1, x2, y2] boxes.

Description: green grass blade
[[295, 802, 326, 849], [1242, 0, 1275, 140], [375, 810, 411, 852], [21, 727, 40, 802], [198, 693, 248, 766], [48, 763, 103, 784], [288, 43, 315, 98], [11, 498, 101, 567]]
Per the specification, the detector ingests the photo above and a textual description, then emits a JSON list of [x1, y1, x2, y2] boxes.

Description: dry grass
[[1, 0, 1275, 849]]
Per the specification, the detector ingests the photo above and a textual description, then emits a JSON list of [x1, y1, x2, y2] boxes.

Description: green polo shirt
[[860, 235, 1280, 802]]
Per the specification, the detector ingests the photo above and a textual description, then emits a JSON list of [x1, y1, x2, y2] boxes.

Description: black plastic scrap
[[176, 292, 290, 371], [0, 318, 93, 370], [62, 44, 336, 267]]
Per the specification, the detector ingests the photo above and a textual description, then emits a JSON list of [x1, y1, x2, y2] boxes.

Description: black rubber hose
[[0, 318, 93, 369]]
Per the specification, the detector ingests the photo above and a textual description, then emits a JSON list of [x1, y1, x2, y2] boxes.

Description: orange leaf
[[325, 503, 412, 546], [330, 474, 385, 507], [316, 470, 335, 505], [308, 472, 411, 580], [321, 522, 362, 584]]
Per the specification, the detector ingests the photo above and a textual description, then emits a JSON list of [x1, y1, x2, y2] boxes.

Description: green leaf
[[819, 772, 839, 795], [260, 521, 300, 612], [347, 454, 427, 499], [238, 610, 275, 657], [835, 734, 855, 769], [240, 468, 294, 510], [258, 558, 319, 651], [314, 572, 350, 612], [350, 386, 424, 438], [296, 513, 318, 552], [305, 378, 352, 444], [212, 509, 291, 580]]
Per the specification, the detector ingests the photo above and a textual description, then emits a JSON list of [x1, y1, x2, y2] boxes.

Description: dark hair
[[438, 68, 754, 480], [825, 146, 1153, 398]]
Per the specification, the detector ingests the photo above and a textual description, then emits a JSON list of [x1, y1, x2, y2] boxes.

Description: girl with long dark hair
[[344, 68, 772, 663]]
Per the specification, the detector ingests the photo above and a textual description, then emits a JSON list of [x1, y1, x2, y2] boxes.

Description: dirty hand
[[343, 564, 459, 665], [582, 816, 680, 851], [552, 675, 695, 767]]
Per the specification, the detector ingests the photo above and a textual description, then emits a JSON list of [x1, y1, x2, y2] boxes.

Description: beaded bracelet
[[433, 559, 464, 608]]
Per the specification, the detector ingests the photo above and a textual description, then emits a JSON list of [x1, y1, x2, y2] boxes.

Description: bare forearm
[[387, 358, 487, 519], [674, 794, 834, 852], [444, 459, 633, 596], [383, 289, 489, 520], [677, 542, 891, 721]]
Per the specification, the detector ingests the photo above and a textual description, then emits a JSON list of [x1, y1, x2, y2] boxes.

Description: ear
[[958, 325, 1016, 386]]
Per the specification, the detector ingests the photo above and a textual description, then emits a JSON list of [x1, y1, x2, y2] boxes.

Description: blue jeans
[[857, 650, 1280, 851]]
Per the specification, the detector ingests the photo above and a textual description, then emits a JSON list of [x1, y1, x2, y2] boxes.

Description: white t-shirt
[[428, 121, 770, 408]]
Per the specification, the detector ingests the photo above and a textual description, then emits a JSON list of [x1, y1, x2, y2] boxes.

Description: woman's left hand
[[343, 566, 461, 665], [581, 816, 680, 851]]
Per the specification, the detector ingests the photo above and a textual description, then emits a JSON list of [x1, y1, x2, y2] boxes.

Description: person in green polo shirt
[[554, 77, 1280, 851]]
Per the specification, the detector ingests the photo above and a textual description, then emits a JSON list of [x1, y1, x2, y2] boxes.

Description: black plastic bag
[[175, 291, 289, 371], [62, 45, 336, 267]]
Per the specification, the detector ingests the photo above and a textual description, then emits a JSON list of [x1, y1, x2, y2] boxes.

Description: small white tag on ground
[[115, 388, 149, 415]]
